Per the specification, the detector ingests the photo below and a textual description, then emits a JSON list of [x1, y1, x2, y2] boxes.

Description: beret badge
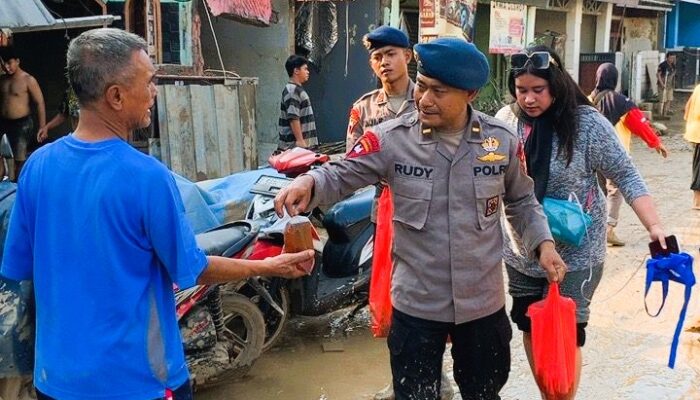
[[362, 35, 372, 50]]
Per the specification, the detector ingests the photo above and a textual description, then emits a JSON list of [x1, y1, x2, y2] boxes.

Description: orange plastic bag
[[526, 282, 577, 398], [369, 187, 394, 338]]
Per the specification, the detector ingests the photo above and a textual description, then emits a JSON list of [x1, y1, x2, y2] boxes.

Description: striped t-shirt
[[278, 82, 318, 149]]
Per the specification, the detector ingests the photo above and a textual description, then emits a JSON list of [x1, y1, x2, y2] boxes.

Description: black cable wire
[[42, 5, 70, 41]]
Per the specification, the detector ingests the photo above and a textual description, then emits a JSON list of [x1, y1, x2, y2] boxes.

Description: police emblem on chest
[[485, 196, 499, 217], [477, 137, 507, 162]]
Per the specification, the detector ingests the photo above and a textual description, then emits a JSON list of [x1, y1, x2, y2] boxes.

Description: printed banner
[[420, 0, 436, 28], [445, 0, 477, 42], [489, 1, 526, 54]]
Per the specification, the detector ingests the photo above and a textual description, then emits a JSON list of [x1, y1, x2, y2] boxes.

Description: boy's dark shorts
[[0, 116, 33, 162]]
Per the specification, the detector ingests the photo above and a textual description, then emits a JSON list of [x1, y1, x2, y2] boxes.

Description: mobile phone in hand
[[648, 235, 679, 258]]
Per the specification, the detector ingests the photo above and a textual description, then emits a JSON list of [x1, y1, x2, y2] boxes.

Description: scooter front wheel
[[193, 292, 265, 389], [233, 278, 291, 352], [259, 282, 290, 352]]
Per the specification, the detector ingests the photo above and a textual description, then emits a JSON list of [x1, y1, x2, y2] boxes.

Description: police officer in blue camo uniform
[[346, 26, 416, 152], [275, 38, 567, 400]]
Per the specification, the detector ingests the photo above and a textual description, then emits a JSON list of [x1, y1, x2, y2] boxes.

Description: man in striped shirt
[[277, 55, 318, 150]]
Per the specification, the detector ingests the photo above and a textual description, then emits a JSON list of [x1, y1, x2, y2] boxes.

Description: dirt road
[[197, 106, 700, 400]]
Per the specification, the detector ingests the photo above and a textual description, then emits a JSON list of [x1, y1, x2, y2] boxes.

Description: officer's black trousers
[[388, 307, 512, 400]]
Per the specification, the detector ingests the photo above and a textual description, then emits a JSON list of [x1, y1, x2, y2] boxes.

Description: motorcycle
[[175, 220, 267, 389], [240, 147, 376, 351]]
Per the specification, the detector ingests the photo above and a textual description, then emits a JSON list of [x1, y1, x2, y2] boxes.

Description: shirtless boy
[[0, 47, 45, 179]]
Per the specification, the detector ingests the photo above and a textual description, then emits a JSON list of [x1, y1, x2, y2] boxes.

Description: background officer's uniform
[[346, 26, 416, 152], [304, 38, 553, 400], [346, 81, 416, 152]]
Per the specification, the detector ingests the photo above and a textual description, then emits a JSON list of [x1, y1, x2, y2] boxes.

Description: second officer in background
[[346, 26, 415, 151]]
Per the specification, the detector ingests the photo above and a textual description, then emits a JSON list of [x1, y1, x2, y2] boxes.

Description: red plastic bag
[[369, 187, 394, 337], [526, 282, 577, 398]]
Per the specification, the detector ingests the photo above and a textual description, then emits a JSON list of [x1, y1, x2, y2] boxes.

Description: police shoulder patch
[[348, 107, 361, 130], [347, 131, 381, 159]]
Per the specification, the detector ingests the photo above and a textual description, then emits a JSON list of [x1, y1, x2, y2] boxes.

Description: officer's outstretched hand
[[537, 240, 567, 283], [274, 175, 315, 217]]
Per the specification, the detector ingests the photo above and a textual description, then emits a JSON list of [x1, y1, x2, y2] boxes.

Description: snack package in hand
[[284, 216, 315, 274]]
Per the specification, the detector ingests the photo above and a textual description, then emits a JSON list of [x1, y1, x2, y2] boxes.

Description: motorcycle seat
[[195, 220, 260, 257], [323, 187, 375, 242]]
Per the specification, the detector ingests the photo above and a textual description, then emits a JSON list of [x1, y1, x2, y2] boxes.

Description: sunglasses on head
[[510, 51, 559, 71]]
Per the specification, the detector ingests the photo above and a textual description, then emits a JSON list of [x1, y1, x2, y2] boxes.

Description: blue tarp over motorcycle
[[173, 168, 283, 234]]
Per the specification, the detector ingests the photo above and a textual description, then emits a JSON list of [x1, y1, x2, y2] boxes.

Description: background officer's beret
[[363, 26, 410, 52], [413, 38, 490, 91]]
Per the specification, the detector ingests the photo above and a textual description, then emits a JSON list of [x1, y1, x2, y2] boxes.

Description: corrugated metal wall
[[155, 80, 258, 181]]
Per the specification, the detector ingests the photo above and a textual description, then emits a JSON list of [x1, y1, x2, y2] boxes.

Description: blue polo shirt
[[1, 134, 208, 399]]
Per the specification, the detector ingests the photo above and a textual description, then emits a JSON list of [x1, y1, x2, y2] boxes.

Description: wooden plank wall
[[155, 80, 258, 181]]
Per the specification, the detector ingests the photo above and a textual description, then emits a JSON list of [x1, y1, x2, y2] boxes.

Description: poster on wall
[[420, 0, 436, 28], [439, 0, 446, 18], [445, 0, 477, 42], [488, 1, 526, 54], [445, 0, 461, 27]]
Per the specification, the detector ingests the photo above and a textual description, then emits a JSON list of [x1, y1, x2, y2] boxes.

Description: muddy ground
[[198, 98, 700, 400]]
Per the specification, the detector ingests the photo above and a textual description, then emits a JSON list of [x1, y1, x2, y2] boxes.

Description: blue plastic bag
[[645, 252, 695, 368], [542, 195, 592, 247]]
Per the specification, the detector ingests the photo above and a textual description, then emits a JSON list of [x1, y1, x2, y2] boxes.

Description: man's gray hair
[[66, 28, 148, 105]]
